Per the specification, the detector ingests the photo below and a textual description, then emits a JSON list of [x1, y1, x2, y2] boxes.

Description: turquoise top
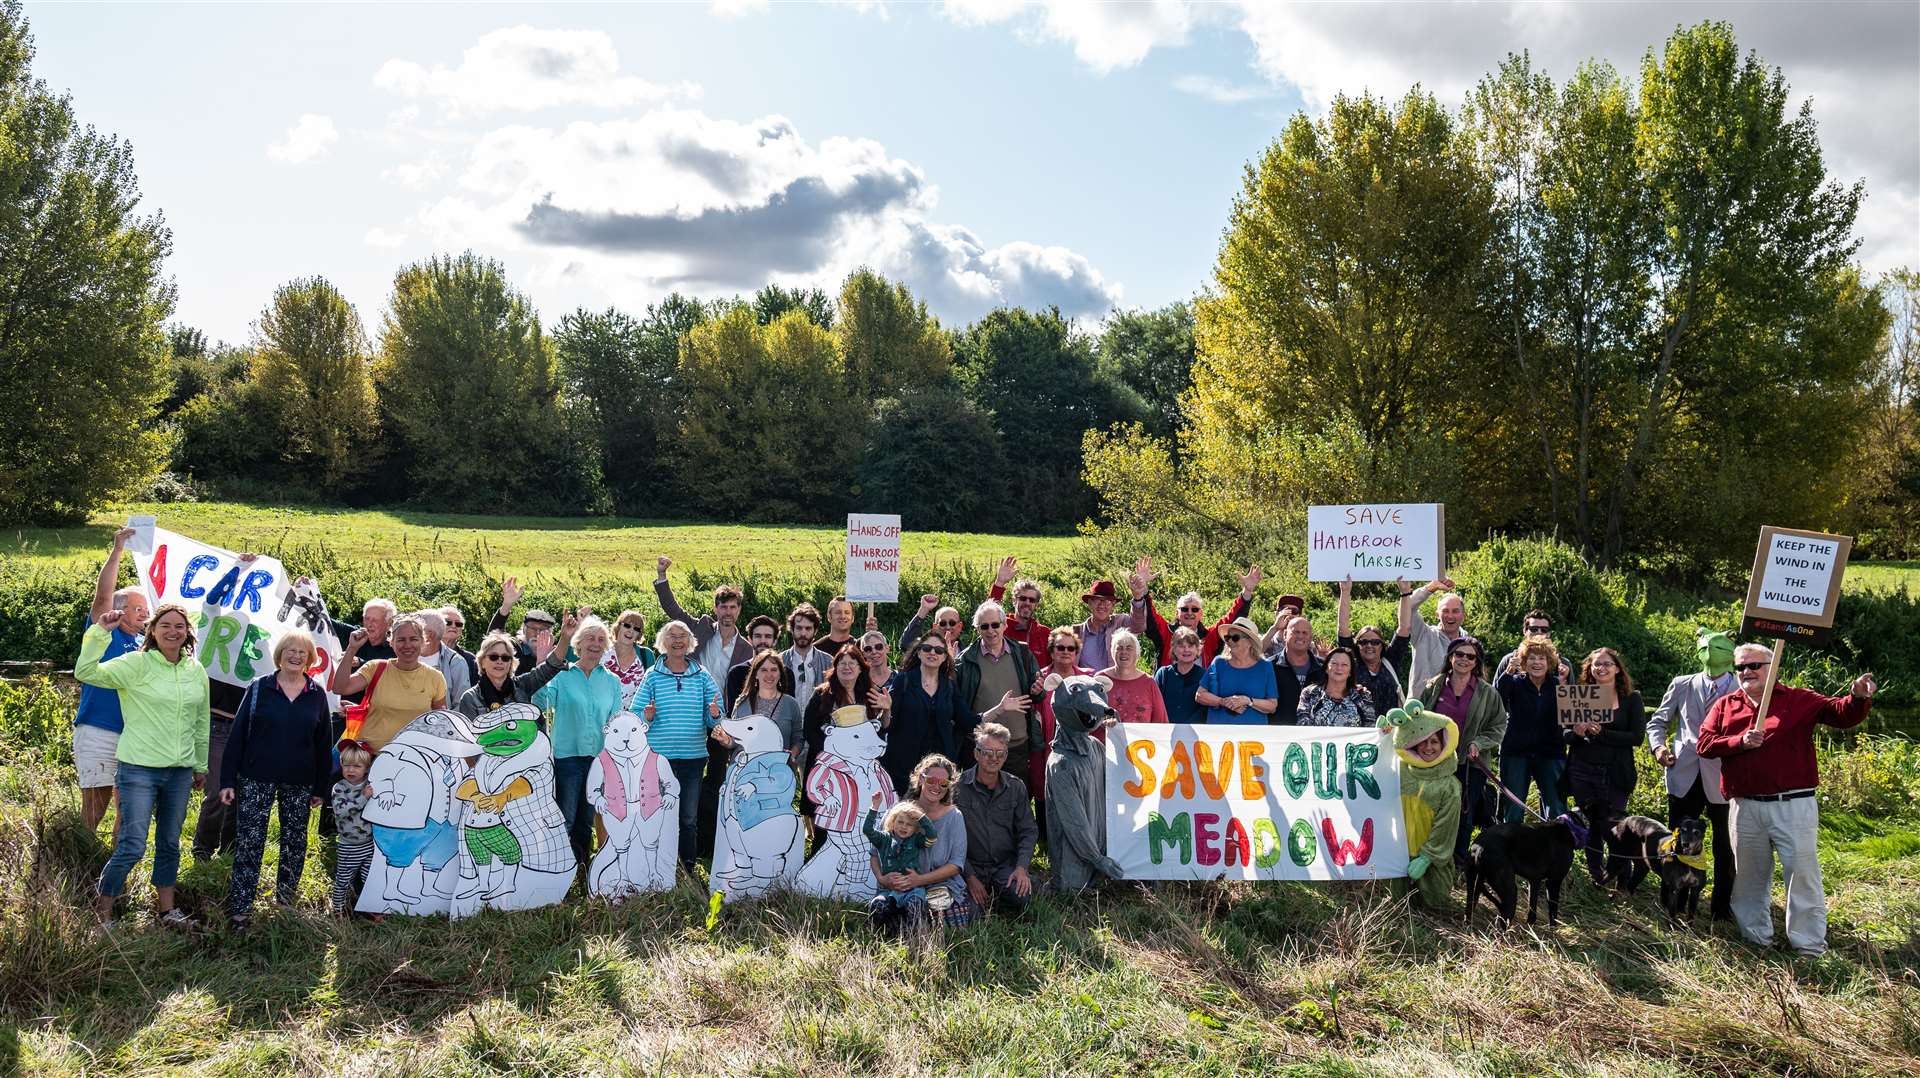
[[627, 660, 721, 760], [533, 663, 626, 760]]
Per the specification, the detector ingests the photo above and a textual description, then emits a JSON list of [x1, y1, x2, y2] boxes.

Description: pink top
[[1104, 673, 1168, 726]]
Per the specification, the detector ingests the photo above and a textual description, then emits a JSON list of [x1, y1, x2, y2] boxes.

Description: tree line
[[2, 4, 1913, 569]]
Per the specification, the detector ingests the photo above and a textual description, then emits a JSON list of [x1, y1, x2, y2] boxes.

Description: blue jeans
[[1500, 754, 1568, 824], [553, 755, 594, 863], [98, 763, 195, 899], [670, 757, 705, 868]]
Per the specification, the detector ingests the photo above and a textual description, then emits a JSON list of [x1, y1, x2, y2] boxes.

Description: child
[[331, 744, 377, 918], [864, 793, 939, 932]]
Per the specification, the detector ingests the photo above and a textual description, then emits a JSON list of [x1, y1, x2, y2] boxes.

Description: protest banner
[[1556, 683, 1618, 727], [844, 513, 902, 603], [1105, 724, 1408, 881], [130, 526, 342, 694], [1741, 526, 1851, 648], [1307, 503, 1446, 582]]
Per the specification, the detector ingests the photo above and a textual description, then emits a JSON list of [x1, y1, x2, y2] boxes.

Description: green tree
[[750, 284, 833, 329], [1853, 269, 1920, 557], [857, 385, 1007, 529], [674, 307, 857, 520], [954, 306, 1146, 528], [0, 0, 173, 524], [252, 277, 378, 496], [373, 252, 598, 512], [1600, 21, 1867, 563], [1095, 303, 1195, 442], [834, 269, 950, 402]]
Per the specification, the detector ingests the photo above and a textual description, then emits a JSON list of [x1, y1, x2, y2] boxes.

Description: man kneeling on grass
[[952, 722, 1038, 917]]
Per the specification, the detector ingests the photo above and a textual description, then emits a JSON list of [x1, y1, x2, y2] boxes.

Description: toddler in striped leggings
[[331, 745, 376, 916]]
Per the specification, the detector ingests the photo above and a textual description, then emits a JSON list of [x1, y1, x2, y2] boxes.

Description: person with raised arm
[[74, 526, 151, 834], [1335, 576, 1402, 711], [954, 600, 1041, 775], [654, 555, 752, 690], [985, 556, 1051, 664], [1395, 576, 1468, 690], [1073, 556, 1157, 671], [1142, 564, 1260, 668], [330, 613, 448, 751]]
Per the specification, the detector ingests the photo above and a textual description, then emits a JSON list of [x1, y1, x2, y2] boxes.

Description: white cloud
[[1171, 74, 1274, 105], [373, 25, 697, 114], [403, 106, 1121, 322], [382, 158, 447, 189], [941, 0, 1194, 72], [266, 113, 338, 163], [363, 227, 409, 249]]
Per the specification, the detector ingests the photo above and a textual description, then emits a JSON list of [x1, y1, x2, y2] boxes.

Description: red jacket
[[988, 582, 1051, 666], [1696, 683, 1870, 799], [1142, 593, 1252, 668]]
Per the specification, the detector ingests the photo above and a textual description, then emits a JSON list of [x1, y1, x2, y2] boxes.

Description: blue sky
[[21, 1, 1918, 344]]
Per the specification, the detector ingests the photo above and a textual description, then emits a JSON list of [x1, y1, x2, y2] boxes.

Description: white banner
[[1104, 724, 1408, 881], [1307, 503, 1446, 582], [131, 526, 342, 696], [844, 513, 902, 603]]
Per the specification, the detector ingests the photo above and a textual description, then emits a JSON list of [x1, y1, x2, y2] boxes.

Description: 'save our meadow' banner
[[1306, 503, 1446, 582], [1105, 724, 1408, 881], [131, 526, 343, 694], [844, 513, 902, 603]]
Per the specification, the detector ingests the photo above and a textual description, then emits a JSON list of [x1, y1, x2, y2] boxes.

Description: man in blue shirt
[[76, 527, 148, 834]]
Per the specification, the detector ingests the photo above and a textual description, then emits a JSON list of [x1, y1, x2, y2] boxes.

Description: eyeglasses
[[1014, 594, 1039, 604], [484, 652, 514, 663], [974, 748, 1008, 760], [1178, 605, 1203, 614], [1525, 624, 1552, 635], [919, 644, 948, 656], [445, 620, 463, 629], [1223, 634, 1245, 644], [1051, 644, 1080, 653], [860, 643, 887, 653], [1356, 638, 1383, 647], [1453, 653, 1480, 663], [1733, 661, 1771, 672], [936, 620, 960, 629], [978, 621, 1003, 631]]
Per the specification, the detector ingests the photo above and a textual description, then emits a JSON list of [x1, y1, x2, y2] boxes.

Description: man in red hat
[[1074, 557, 1155, 671]]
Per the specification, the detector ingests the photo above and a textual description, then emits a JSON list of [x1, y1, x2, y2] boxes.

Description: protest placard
[[844, 513, 902, 603], [1104, 724, 1408, 881], [130, 526, 342, 693], [1307, 503, 1446, 582], [1741, 526, 1851, 647], [1556, 683, 1618, 727]]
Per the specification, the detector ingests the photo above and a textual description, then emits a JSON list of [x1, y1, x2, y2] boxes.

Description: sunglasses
[[1525, 624, 1552, 635], [1051, 644, 1080, 653], [975, 748, 1008, 760], [919, 644, 948, 656], [1453, 653, 1480, 663], [1015, 594, 1039, 603], [978, 621, 1004, 630], [860, 643, 887, 653], [1178, 605, 1202, 614], [1223, 634, 1246, 644], [1356, 638, 1383, 647], [1734, 661, 1771, 672], [936, 620, 960, 629], [484, 652, 514, 663]]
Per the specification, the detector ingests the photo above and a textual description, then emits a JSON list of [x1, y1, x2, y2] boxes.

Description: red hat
[[1081, 580, 1120, 603]]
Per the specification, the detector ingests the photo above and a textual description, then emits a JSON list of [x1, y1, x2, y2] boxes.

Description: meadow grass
[[3, 502, 1080, 579], [2, 737, 1916, 1076]]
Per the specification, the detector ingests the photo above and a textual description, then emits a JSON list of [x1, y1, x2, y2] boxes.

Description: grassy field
[[4, 502, 1081, 579], [1849, 561, 1920, 595], [2, 664, 1918, 1075]]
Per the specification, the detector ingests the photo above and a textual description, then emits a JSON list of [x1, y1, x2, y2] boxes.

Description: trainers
[[157, 908, 196, 931]]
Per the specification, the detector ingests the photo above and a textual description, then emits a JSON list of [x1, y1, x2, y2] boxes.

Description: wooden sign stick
[[1748, 638, 1787, 744]]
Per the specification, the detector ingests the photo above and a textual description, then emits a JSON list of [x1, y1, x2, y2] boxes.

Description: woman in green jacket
[[77, 602, 211, 928], [1417, 636, 1507, 868]]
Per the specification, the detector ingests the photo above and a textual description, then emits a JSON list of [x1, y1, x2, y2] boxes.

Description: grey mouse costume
[[1044, 674, 1126, 891]]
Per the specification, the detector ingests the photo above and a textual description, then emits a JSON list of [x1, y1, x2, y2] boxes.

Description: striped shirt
[[627, 661, 721, 760]]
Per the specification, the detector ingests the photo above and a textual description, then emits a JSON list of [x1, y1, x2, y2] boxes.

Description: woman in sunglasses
[[1417, 635, 1506, 866], [1031, 627, 1095, 805], [879, 633, 967, 799], [801, 644, 881, 781], [1335, 577, 1403, 710], [1194, 617, 1279, 725], [456, 629, 567, 721]]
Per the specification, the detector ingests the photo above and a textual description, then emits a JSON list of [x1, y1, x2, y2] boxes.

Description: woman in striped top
[[628, 620, 723, 869]]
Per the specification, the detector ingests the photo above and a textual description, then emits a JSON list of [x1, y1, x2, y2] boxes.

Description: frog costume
[[1381, 699, 1461, 909]]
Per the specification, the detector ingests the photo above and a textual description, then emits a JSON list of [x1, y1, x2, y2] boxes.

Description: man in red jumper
[[986, 556, 1051, 666], [1697, 642, 1875, 956], [1140, 563, 1262, 668]]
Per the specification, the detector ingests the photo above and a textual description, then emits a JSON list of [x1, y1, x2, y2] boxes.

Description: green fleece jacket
[[76, 624, 210, 771], [1417, 673, 1506, 767]]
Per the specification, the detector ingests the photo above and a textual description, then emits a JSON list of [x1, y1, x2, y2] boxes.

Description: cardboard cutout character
[[587, 710, 680, 896], [450, 702, 576, 915], [358, 710, 478, 916], [711, 712, 805, 902], [796, 705, 896, 900]]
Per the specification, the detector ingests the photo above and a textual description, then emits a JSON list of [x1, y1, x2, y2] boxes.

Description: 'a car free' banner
[[1104, 724, 1408, 881], [131, 526, 342, 695]]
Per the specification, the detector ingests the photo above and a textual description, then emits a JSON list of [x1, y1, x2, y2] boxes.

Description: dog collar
[[1553, 813, 1589, 849]]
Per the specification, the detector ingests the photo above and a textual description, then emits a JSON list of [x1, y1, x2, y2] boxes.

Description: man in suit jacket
[[1647, 628, 1739, 919], [654, 556, 754, 689]]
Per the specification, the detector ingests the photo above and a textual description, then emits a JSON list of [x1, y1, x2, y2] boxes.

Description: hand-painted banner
[[131, 526, 342, 696], [1104, 724, 1408, 881], [844, 513, 902, 603]]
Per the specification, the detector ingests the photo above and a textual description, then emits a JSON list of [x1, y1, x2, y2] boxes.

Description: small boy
[[331, 744, 378, 918], [864, 792, 939, 932]]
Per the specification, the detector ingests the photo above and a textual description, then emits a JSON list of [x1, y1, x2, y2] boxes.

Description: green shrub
[[1817, 733, 1920, 818], [0, 676, 74, 765]]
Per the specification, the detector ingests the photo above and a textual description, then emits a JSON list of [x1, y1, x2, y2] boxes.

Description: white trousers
[[1728, 795, 1827, 955]]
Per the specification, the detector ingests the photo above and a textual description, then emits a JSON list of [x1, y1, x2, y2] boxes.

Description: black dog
[[1597, 812, 1710, 922], [1465, 811, 1585, 926]]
